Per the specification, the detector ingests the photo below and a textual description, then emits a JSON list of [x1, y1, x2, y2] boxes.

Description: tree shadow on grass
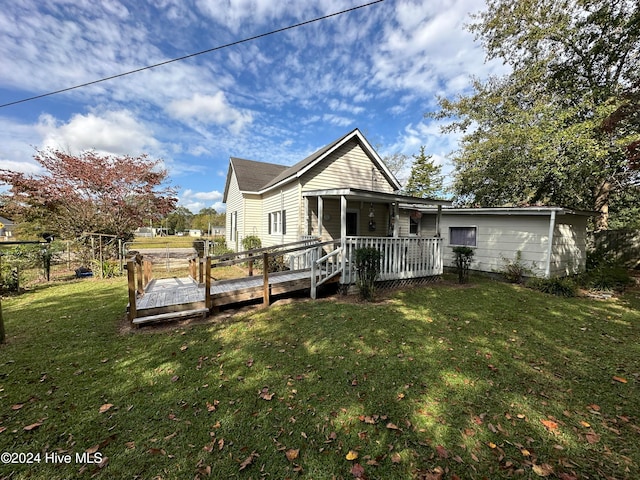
[[1, 279, 639, 479]]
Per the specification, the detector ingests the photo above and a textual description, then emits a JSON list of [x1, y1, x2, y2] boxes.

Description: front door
[[346, 211, 358, 236]]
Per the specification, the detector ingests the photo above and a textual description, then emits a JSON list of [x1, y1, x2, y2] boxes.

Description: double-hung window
[[449, 226, 477, 247], [268, 210, 286, 235]]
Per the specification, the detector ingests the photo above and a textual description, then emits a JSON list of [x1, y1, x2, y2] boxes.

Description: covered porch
[[301, 188, 451, 292]]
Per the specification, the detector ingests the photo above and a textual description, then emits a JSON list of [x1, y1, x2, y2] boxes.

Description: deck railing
[[126, 253, 154, 322], [341, 236, 442, 284], [311, 247, 343, 299]]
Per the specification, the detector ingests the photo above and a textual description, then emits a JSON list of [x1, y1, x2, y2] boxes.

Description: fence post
[[311, 256, 317, 300], [127, 258, 137, 322], [262, 252, 270, 307], [205, 256, 211, 310], [135, 256, 143, 294]]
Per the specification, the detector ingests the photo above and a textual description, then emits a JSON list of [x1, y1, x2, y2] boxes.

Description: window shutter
[[282, 210, 286, 235], [268, 213, 271, 235]]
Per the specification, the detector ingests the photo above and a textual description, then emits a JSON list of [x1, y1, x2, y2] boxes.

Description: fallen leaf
[[613, 376, 627, 383], [580, 420, 591, 428], [0, 427, 7, 434], [532, 463, 554, 477], [99, 403, 113, 414], [436, 445, 449, 459], [23, 421, 43, 431], [171, 375, 180, 382], [585, 432, 600, 444], [180, 344, 188, 352], [541, 419, 558, 431], [386, 422, 400, 430], [239, 451, 258, 471], [259, 387, 274, 401], [285, 448, 299, 462], [11, 404, 24, 410], [346, 450, 359, 461], [488, 442, 497, 449], [391, 452, 401, 463], [206, 400, 219, 412], [351, 463, 365, 478], [246, 358, 254, 367], [521, 448, 531, 457]]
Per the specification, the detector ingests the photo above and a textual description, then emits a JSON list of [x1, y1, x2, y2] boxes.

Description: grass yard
[[0, 276, 639, 479]]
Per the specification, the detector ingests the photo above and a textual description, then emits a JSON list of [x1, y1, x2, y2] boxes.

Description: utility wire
[[0, 0, 385, 109]]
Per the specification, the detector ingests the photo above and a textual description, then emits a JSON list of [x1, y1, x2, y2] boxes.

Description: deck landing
[[130, 269, 339, 325]]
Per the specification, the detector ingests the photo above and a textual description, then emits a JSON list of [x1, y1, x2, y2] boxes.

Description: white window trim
[[271, 211, 282, 235]]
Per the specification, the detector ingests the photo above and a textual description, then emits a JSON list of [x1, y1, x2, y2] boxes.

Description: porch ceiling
[[301, 188, 451, 206]]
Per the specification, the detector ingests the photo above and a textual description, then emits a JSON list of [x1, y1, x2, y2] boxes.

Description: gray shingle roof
[[229, 157, 288, 192]]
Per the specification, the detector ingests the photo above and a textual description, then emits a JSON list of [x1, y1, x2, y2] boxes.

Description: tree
[[165, 206, 193, 234], [0, 149, 177, 240], [191, 208, 226, 235], [404, 146, 444, 198], [432, 0, 640, 229], [381, 152, 410, 185]]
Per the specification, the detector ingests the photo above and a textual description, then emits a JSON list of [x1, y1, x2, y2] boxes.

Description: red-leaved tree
[[0, 149, 178, 240]]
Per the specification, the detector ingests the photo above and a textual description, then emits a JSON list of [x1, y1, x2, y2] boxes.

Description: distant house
[[222, 128, 591, 279], [0, 215, 15, 241]]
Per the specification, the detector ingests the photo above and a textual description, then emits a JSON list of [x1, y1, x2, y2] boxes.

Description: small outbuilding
[[414, 206, 594, 278]]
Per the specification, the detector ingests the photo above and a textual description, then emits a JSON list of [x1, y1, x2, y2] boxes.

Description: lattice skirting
[[339, 275, 441, 294]]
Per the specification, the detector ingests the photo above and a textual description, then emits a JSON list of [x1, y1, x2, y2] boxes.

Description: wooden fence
[[588, 230, 640, 268]]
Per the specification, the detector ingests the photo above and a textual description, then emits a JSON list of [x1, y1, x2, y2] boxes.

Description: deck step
[[132, 307, 210, 325]]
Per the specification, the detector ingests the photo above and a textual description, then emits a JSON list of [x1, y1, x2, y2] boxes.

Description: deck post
[[205, 256, 212, 310], [318, 196, 324, 237], [262, 252, 270, 307], [311, 255, 317, 300], [126, 258, 137, 322], [135, 255, 143, 294], [199, 257, 204, 284], [248, 253, 253, 276]]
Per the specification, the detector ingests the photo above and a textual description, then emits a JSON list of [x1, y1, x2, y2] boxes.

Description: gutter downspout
[[544, 210, 557, 278]]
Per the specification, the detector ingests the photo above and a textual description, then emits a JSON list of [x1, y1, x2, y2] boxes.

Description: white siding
[[225, 171, 243, 251], [261, 185, 300, 248], [243, 194, 262, 242], [550, 216, 588, 276], [437, 215, 551, 277], [301, 140, 396, 193]]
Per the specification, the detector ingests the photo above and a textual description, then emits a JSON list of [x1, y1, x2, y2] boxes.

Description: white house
[[223, 128, 592, 280], [223, 128, 450, 250]]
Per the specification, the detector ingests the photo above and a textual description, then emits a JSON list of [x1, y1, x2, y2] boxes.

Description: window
[[409, 216, 419, 235], [268, 210, 286, 235], [449, 226, 477, 247]]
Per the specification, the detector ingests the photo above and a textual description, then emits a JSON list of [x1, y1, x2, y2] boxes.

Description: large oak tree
[[0, 149, 178, 240], [433, 0, 639, 229]]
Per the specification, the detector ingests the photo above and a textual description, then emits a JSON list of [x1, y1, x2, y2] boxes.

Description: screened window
[[449, 226, 477, 247], [409, 216, 419, 235]]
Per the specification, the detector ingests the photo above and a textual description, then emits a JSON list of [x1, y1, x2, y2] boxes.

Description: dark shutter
[[268, 213, 272, 235], [282, 210, 286, 235]]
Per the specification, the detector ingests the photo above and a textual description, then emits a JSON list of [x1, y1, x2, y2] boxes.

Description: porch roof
[[301, 188, 452, 207]]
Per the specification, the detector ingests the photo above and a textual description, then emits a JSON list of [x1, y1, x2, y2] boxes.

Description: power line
[[0, 0, 385, 109]]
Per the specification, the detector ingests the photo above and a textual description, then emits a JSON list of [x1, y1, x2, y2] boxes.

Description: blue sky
[[0, 0, 505, 213]]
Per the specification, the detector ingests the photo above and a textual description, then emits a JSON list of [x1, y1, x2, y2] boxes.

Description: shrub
[[527, 276, 577, 297], [242, 236, 262, 251], [452, 246, 474, 284], [354, 247, 382, 300], [584, 265, 632, 292], [500, 250, 532, 283]]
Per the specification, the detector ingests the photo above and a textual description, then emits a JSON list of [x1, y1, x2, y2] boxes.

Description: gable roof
[[223, 128, 402, 202], [223, 157, 288, 202], [260, 128, 400, 192]]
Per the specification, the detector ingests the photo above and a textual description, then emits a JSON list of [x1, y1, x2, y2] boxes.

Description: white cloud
[[37, 110, 160, 156], [167, 92, 253, 134], [180, 189, 226, 213]]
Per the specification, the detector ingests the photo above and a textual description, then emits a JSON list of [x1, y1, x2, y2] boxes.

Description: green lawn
[[1, 276, 639, 479]]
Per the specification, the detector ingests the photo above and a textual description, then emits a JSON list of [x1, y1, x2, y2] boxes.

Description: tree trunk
[[594, 179, 612, 231], [0, 298, 5, 344]]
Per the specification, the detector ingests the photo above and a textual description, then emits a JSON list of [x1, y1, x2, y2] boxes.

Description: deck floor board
[[133, 270, 331, 321]]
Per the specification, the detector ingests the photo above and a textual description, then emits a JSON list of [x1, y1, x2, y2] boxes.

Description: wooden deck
[[130, 269, 338, 325]]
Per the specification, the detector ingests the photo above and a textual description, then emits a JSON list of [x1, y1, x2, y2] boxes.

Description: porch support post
[[303, 197, 310, 236], [436, 205, 442, 237], [393, 203, 400, 237], [318, 196, 324, 237], [341, 195, 348, 284], [340, 195, 347, 241]]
